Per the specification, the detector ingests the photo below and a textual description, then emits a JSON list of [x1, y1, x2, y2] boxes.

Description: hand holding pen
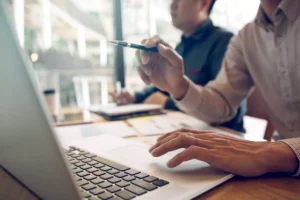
[[110, 81, 135, 105]]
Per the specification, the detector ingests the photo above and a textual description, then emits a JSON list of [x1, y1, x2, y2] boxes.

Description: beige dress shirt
[[176, 0, 300, 176]]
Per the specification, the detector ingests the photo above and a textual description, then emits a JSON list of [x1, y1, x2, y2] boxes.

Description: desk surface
[[1, 109, 300, 200]]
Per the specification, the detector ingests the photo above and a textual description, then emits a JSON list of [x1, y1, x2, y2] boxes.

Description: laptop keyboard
[[66, 146, 169, 200]]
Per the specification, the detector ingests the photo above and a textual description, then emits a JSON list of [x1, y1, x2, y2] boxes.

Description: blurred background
[[8, 0, 260, 109]]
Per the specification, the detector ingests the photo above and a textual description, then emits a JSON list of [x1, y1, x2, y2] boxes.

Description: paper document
[[128, 112, 241, 137], [128, 112, 210, 135], [55, 121, 138, 146]]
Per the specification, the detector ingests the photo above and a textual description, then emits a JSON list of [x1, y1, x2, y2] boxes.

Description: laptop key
[[107, 169, 119, 175], [71, 154, 81, 158], [153, 179, 169, 187], [125, 169, 140, 175], [98, 191, 114, 200], [99, 182, 112, 189], [107, 185, 121, 193], [88, 160, 99, 166], [91, 178, 105, 184], [107, 177, 121, 184], [82, 183, 96, 191], [116, 181, 130, 188], [135, 173, 149, 179], [144, 176, 158, 183], [73, 168, 83, 173], [82, 158, 92, 163], [71, 165, 77, 170], [115, 172, 127, 178], [94, 163, 105, 168], [73, 175, 82, 181], [101, 174, 113, 180], [110, 197, 122, 200], [125, 184, 147, 195], [132, 179, 157, 191], [81, 164, 92, 170], [84, 174, 97, 181], [77, 155, 86, 160], [93, 170, 105, 176], [77, 171, 90, 177], [100, 166, 112, 171], [85, 153, 97, 158], [87, 167, 98, 173], [93, 156, 130, 171], [122, 176, 135, 182], [75, 162, 85, 167], [77, 180, 89, 186], [115, 190, 136, 200], [69, 159, 80, 164], [89, 197, 99, 200], [81, 191, 91, 198], [90, 187, 105, 195]]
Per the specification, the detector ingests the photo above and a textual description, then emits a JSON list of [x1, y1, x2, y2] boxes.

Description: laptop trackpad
[[106, 144, 230, 186]]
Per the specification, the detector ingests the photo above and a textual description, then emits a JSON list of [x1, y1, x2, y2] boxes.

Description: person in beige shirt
[[136, 0, 300, 177]]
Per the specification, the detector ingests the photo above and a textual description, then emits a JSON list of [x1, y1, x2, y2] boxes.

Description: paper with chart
[[128, 112, 223, 136]]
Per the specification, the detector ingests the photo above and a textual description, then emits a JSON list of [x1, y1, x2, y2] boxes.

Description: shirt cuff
[[280, 138, 300, 176], [173, 81, 204, 113]]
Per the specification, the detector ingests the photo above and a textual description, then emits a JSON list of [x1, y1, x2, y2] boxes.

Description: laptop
[[89, 104, 164, 121], [0, 1, 234, 200]]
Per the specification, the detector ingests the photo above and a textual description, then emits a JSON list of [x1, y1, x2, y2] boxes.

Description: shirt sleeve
[[175, 29, 254, 124], [280, 138, 300, 176]]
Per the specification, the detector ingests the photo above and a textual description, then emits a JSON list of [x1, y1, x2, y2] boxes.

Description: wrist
[[263, 142, 298, 174], [170, 76, 190, 100]]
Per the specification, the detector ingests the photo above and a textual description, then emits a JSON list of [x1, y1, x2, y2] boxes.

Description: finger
[[151, 134, 195, 157], [151, 135, 213, 157], [157, 128, 193, 142], [135, 50, 143, 65], [144, 35, 162, 47], [158, 44, 183, 67], [138, 66, 151, 85], [167, 146, 217, 168], [144, 35, 172, 48], [110, 91, 117, 100], [194, 132, 246, 143], [153, 131, 218, 152], [149, 131, 187, 152]]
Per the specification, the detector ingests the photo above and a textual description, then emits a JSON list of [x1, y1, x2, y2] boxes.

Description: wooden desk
[[1, 109, 300, 200]]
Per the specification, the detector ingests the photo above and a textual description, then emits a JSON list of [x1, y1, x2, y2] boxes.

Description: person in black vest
[[112, 0, 246, 132]]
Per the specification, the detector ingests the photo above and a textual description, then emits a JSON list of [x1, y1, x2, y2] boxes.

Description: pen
[[115, 81, 122, 105], [109, 40, 159, 52], [116, 81, 121, 94]]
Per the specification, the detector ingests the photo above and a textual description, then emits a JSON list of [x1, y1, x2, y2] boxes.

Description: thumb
[[158, 44, 182, 67]]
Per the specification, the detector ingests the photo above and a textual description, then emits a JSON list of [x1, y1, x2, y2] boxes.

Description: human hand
[[110, 89, 135, 105], [149, 128, 298, 177], [136, 35, 190, 100]]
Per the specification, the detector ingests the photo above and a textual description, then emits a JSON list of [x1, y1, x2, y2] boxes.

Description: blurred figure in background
[[112, 0, 247, 132]]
